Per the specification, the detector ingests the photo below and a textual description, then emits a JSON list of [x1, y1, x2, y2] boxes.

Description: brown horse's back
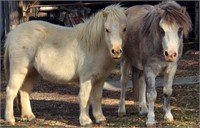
[[123, 5, 155, 70]]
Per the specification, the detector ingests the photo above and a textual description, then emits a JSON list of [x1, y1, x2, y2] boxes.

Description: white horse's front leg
[[118, 59, 130, 116], [91, 79, 106, 124], [144, 67, 157, 126], [79, 80, 93, 126], [163, 64, 177, 123]]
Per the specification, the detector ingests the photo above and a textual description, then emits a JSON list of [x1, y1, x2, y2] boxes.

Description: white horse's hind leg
[[163, 64, 177, 123], [5, 70, 28, 125], [118, 59, 130, 116], [91, 79, 106, 124], [20, 71, 38, 121], [138, 74, 148, 115], [79, 80, 93, 126]]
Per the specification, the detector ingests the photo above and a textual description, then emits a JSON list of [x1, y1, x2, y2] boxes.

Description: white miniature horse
[[118, 1, 191, 126], [4, 5, 127, 126]]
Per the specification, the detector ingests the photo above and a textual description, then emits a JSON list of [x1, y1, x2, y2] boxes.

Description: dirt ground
[[0, 52, 199, 127]]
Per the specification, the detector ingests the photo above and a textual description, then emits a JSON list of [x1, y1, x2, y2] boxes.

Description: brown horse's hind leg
[[19, 70, 38, 121], [5, 69, 28, 125], [137, 73, 148, 115], [118, 59, 130, 117]]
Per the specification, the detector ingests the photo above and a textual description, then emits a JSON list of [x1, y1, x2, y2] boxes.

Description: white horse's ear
[[181, 7, 186, 14], [103, 11, 108, 17], [124, 10, 128, 16]]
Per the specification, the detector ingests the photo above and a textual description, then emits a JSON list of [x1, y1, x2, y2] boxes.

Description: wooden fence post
[[2, 1, 23, 35], [195, 1, 199, 45]]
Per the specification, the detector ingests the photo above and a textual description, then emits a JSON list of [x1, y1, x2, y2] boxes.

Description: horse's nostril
[[119, 49, 123, 53], [112, 49, 122, 55], [173, 52, 177, 57], [112, 49, 115, 54], [164, 51, 169, 56]]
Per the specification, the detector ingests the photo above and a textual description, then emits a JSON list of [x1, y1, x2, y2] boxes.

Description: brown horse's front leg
[[144, 67, 157, 127], [163, 64, 177, 123], [118, 59, 130, 117]]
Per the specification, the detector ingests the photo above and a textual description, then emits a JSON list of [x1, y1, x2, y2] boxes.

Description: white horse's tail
[[103, 82, 121, 91], [4, 40, 9, 81], [4, 38, 22, 112]]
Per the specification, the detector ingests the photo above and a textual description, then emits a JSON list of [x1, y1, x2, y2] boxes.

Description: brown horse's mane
[[141, 1, 192, 43]]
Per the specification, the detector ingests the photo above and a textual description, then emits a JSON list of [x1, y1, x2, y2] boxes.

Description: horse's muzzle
[[111, 48, 122, 59], [164, 51, 178, 62]]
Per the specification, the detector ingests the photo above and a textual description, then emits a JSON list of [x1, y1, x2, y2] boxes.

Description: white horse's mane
[[75, 4, 126, 51]]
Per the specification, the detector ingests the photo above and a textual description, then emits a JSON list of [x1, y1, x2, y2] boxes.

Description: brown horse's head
[[158, 1, 192, 62], [141, 1, 192, 62]]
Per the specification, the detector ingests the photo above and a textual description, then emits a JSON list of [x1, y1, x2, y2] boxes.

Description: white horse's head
[[103, 5, 127, 59]]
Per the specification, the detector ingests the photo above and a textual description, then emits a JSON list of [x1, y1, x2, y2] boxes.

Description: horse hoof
[[146, 121, 156, 128], [9, 121, 15, 125], [118, 112, 126, 117], [83, 122, 93, 127], [97, 120, 107, 126], [165, 118, 174, 123], [139, 106, 148, 115], [146, 123, 156, 128], [164, 113, 174, 123], [29, 117, 36, 122], [21, 115, 36, 122]]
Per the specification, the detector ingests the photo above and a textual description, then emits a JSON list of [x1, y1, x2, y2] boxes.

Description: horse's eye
[[106, 28, 110, 33], [178, 27, 183, 37], [123, 28, 126, 32], [160, 27, 165, 36]]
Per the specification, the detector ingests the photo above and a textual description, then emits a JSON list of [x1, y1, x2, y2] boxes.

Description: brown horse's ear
[[157, 7, 164, 16], [103, 11, 108, 17], [181, 7, 186, 14]]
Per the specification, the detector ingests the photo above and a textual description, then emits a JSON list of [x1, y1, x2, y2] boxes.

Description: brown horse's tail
[[4, 38, 22, 112]]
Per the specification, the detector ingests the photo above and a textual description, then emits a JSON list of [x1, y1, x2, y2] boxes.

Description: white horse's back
[[6, 21, 79, 83]]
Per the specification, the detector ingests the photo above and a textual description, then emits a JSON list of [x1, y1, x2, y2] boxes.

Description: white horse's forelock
[[75, 4, 126, 52]]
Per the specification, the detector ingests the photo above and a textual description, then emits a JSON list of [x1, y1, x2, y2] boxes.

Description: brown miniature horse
[[118, 1, 192, 126]]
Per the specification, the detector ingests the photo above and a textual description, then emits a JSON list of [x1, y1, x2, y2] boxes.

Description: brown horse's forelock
[[141, 1, 192, 43], [160, 2, 192, 38]]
